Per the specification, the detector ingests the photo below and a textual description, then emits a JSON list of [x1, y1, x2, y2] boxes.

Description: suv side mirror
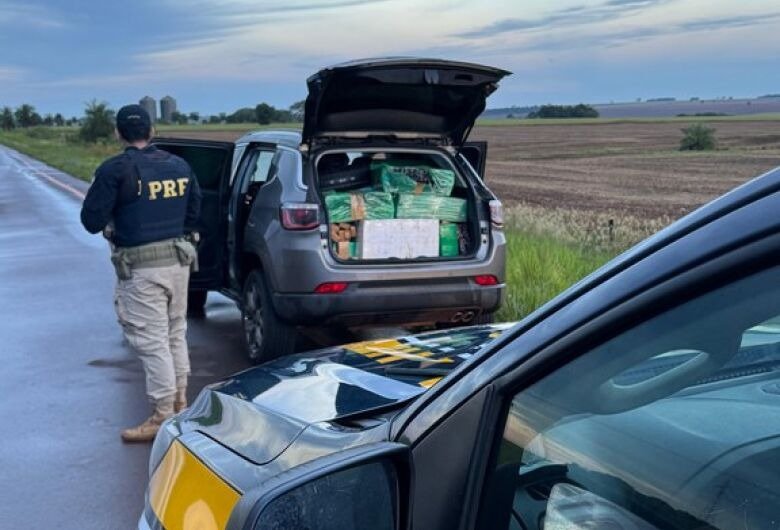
[[228, 443, 411, 530]]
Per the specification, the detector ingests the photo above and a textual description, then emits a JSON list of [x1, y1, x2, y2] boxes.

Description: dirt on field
[[170, 120, 780, 220]]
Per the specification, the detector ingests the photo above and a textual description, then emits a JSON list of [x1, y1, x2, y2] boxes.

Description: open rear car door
[[461, 141, 488, 179], [303, 58, 510, 147], [152, 138, 234, 290]]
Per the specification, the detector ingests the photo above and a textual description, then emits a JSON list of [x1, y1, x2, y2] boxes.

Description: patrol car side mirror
[[228, 443, 411, 530]]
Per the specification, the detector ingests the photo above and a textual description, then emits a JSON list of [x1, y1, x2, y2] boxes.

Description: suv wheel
[[242, 270, 296, 363]]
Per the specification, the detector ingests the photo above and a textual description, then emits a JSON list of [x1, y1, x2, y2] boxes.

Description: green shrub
[[680, 123, 716, 151], [79, 100, 115, 142], [24, 126, 63, 140], [1, 106, 14, 130], [14, 104, 42, 127]]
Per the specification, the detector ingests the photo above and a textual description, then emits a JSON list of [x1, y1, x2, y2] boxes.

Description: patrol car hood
[[174, 324, 511, 465], [302, 57, 510, 147]]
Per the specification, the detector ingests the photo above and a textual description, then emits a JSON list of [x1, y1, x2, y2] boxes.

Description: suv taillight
[[280, 203, 319, 230], [474, 275, 499, 286], [314, 282, 349, 294], [489, 200, 504, 229]]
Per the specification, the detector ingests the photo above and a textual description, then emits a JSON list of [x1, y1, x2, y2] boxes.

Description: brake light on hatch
[[280, 203, 319, 230], [314, 282, 349, 294], [474, 275, 499, 286], [489, 199, 504, 229]]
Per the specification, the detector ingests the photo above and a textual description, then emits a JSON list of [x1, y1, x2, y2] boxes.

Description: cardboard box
[[358, 219, 439, 259]]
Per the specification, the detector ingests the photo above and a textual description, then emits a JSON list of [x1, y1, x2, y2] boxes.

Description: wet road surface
[[0, 145, 405, 528], [0, 146, 255, 528]]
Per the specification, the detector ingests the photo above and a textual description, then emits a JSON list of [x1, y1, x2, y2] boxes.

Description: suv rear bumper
[[272, 279, 503, 326]]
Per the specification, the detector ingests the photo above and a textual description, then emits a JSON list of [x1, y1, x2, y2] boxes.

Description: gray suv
[[154, 58, 509, 362]]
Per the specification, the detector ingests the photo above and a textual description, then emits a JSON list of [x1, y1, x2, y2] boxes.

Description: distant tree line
[[223, 100, 304, 124], [527, 104, 599, 119], [1, 104, 76, 130], [2, 99, 307, 143], [157, 101, 305, 126], [676, 112, 729, 117], [0, 100, 304, 133]]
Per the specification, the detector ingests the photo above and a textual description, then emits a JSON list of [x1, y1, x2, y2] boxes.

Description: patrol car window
[[479, 266, 780, 530]]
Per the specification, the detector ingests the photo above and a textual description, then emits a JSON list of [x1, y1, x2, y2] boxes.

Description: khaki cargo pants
[[114, 263, 190, 403]]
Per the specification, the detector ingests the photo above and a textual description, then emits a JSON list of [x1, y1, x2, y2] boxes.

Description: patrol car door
[[152, 138, 234, 290]]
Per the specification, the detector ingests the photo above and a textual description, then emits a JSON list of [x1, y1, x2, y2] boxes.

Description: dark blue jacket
[[80, 145, 201, 247]]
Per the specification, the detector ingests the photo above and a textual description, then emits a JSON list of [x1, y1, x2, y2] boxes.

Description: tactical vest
[[113, 148, 191, 247]]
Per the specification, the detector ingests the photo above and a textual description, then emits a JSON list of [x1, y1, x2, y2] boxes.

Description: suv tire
[[242, 270, 297, 363]]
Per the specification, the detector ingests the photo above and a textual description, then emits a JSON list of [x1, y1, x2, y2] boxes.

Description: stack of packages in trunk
[[323, 159, 468, 260], [324, 191, 394, 258]]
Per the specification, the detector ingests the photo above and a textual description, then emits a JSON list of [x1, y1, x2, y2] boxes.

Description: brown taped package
[[349, 193, 365, 220], [336, 241, 352, 259], [330, 223, 357, 243]]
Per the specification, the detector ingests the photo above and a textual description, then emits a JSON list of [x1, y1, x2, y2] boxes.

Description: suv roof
[[236, 129, 302, 149]]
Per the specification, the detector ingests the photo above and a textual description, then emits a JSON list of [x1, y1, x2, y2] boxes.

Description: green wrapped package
[[372, 162, 455, 196], [395, 193, 467, 223], [440, 223, 459, 257], [325, 191, 395, 223]]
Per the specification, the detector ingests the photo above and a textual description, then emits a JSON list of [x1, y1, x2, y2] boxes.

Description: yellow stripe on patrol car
[[347, 339, 454, 365], [149, 440, 240, 530], [373, 350, 453, 364], [418, 377, 443, 388]]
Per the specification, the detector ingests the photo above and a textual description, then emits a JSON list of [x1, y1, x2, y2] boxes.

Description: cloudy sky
[[1, 0, 779, 117]]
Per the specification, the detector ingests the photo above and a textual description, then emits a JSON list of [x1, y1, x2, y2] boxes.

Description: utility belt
[[111, 237, 198, 280]]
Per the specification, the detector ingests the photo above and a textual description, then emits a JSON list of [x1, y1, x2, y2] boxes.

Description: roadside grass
[[505, 202, 673, 251], [498, 230, 614, 322], [0, 124, 302, 181], [0, 126, 671, 323], [496, 203, 670, 322], [0, 127, 118, 181]]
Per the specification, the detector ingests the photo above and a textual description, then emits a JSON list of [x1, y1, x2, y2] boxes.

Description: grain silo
[[139, 96, 157, 123], [160, 96, 177, 123]]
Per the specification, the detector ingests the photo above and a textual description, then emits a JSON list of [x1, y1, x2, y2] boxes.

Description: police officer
[[80, 104, 202, 443]]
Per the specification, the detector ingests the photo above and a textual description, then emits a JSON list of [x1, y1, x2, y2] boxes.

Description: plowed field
[[166, 119, 780, 220]]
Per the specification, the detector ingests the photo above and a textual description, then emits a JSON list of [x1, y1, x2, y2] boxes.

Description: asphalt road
[[0, 146, 253, 528], [0, 145, 405, 528]]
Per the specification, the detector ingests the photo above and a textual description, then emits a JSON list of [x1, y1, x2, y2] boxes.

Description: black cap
[[116, 104, 151, 129], [116, 104, 152, 141]]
